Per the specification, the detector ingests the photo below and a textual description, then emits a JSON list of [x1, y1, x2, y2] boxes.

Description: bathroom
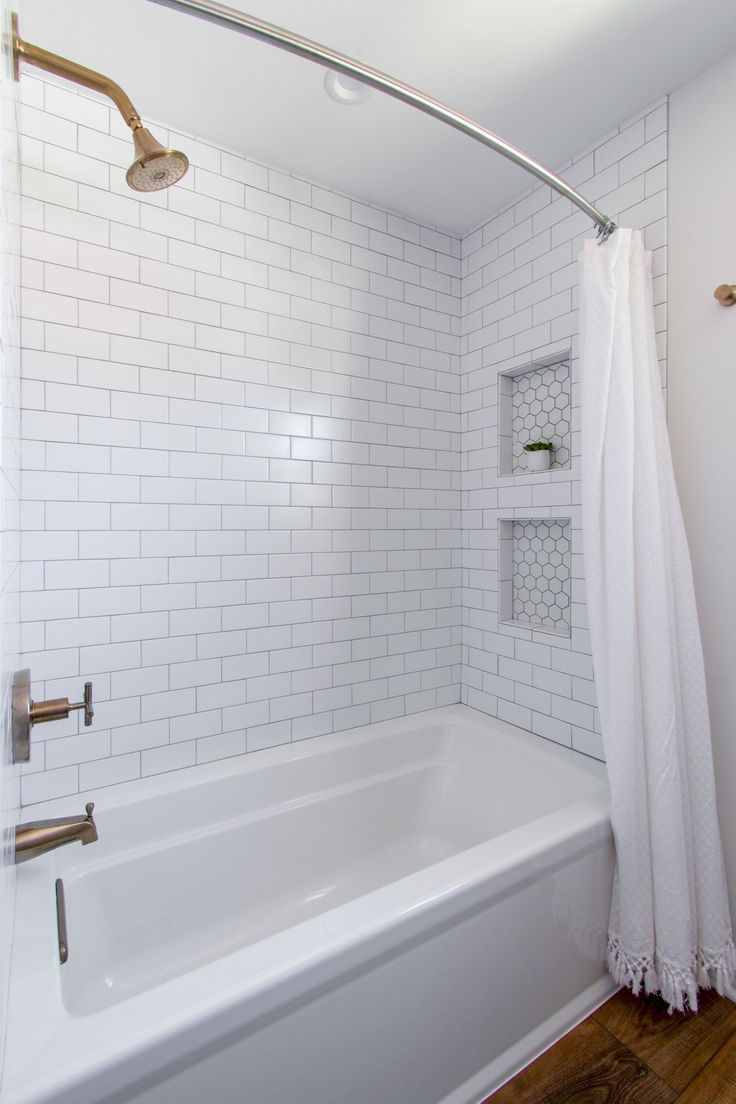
[[1, 0, 736, 1100]]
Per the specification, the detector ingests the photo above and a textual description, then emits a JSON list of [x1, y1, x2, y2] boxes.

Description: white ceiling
[[20, 0, 736, 233]]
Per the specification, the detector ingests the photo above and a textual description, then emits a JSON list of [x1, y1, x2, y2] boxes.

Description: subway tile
[[22, 287, 77, 325], [79, 753, 141, 790], [44, 82, 109, 131], [45, 204, 109, 248], [79, 586, 140, 617], [142, 742, 196, 776], [45, 729, 112, 770], [47, 264, 110, 304], [80, 641, 142, 674], [23, 227, 77, 268], [78, 242, 139, 280], [109, 223, 167, 261], [110, 611, 169, 643], [196, 729, 246, 764], [46, 322, 110, 359], [142, 635, 197, 666], [111, 719, 170, 756], [21, 766, 79, 805], [46, 616, 109, 649], [19, 76, 660, 797], [21, 102, 76, 148], [141, 688, 196, 722], [112, 665, 169, 698], [141, 583, 196, 612], [79, 416, 140, 452], [79, 531, 141, 559], [171, 709, 222, 743]]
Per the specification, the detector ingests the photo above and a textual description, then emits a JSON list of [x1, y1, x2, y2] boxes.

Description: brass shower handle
[[31, 682, 94, 728], [12, 670, 95, 763], [714, 284, 736, 306]]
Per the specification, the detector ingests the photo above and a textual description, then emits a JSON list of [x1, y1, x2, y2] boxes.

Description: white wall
[[460, 101, 668, 760], [0, 0, 22, 1078], [669, 51, 736, 921], [18, 75, 462, 804]]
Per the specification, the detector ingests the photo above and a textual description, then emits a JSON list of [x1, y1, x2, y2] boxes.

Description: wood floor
[[484, 988, 736, 1103]]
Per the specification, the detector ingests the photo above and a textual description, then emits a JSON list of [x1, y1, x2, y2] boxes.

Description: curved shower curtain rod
[[149, 0, 617, 242]]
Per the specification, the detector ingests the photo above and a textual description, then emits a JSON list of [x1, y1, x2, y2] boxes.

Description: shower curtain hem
[[607, 933, 736, 1013]]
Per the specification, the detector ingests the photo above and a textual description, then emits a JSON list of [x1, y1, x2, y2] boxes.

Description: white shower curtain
[[580, 228, 735, 1011]]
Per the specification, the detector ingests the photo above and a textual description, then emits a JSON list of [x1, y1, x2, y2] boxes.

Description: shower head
[[126, 127, 190, 192], [12, 15, 189, 194]]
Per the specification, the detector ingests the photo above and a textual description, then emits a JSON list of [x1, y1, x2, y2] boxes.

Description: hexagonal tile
[[511, 518, 571, 633], [509, 359, 571, 474]]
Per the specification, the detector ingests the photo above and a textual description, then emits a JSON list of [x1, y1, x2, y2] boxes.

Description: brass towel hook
[[714, 284, 736, 306]]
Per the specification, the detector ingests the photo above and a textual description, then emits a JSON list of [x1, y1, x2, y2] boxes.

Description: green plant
[[523, 440, 555, 452]]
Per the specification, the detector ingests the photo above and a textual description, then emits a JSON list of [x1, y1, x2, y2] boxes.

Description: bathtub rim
[[17, 703, 607, 823], [5, 704, 611, 1104]]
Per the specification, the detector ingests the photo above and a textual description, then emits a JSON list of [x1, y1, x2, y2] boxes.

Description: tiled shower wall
[[17, 76, 669, 802], [18, 75, 462, 805], [0, 0, 22, 1077], [460, 99, 667, 760]]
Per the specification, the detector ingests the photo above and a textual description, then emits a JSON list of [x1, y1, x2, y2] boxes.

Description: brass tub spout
[[15, 802, 98, 864]]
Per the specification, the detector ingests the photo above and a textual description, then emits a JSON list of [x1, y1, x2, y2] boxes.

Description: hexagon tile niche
[[498, 357, 571, 476], [499, 519, 571, 636]]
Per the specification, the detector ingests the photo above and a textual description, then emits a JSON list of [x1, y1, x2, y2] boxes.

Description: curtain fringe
[[607, 934, 736, 1013]]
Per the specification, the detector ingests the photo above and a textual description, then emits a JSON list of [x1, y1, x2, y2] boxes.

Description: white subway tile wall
[[18, 75, 668, 802], [18, 76, 463, 804], [0, 0, 22, 1075], [460, 99, 668, 760]]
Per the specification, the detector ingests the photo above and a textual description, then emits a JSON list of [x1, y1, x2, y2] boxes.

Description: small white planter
[[525, 448, 552, 473]]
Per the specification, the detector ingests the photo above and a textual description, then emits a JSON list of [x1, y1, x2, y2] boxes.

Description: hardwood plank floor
[[484, 989, 736, 1103], [677, 1034, 736, 1104], [594, 988, 736, 1093], [487, 1018, 676, 1104]]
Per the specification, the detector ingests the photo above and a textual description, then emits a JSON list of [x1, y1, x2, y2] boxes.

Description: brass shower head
[[12, 14, 189, 194], [127, 127, 189, 192]]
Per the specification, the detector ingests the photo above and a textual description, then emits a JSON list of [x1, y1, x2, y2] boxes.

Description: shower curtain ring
[[596, 218, 617, 244]]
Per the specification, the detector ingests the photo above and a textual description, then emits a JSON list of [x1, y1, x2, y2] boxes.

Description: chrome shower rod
[[149, 0, 616, 240]]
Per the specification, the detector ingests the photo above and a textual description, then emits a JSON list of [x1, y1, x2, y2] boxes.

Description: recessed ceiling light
[[324, 69, 371, 104]]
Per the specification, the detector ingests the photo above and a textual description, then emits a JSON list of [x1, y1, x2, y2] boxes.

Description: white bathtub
[[4, 704, 615, 1104]]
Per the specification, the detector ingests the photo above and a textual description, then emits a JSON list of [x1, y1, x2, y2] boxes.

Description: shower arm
[[12, 14, 144, 133], [149, 0, 616, 241]]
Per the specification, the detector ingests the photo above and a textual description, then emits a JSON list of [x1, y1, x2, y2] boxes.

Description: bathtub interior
[[54, 708, 607, 1018]]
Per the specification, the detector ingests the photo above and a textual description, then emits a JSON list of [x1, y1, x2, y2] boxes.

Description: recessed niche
[[499, 518, 571, 637], [498, 356, 571, 476]]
